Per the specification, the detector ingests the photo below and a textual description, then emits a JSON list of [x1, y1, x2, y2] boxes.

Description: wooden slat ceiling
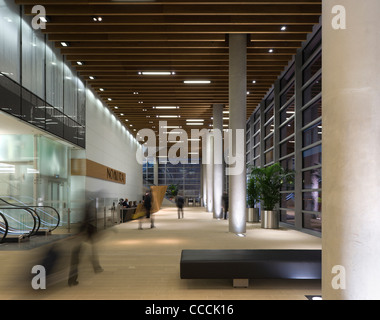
[[18, 0, 321, 151]]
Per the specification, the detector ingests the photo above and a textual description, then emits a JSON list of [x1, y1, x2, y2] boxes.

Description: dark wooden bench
[[180, 249, 321, 287]]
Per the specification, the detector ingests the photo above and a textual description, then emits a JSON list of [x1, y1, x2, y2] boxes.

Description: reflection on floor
[[0, 206, 322, 300]]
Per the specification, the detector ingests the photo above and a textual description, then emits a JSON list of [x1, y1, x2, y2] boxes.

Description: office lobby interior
[[0, 0, 379, 301]]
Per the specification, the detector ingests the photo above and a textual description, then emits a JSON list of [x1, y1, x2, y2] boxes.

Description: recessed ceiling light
[[125, 119, 128, 122], [184, 80, 211, 84], [93, 16, 103, 22], [139, 71, 175, 75], [114, 106, 119, 109], [247, 91, 250, 95], [99, 88, 105, 91], [153, 106, 179, 109], [156, 115, 181, 118], [120, 113, 124, 116], [252, 80, 256, 84], [89, 76, 95, 80], [281, 26, 287, 31], [60, 42, 69, 47], [269, 49, 274, 53], [108, 98, 113, 101], [160, 126, 181, 129], [77, 61, 83, 65]]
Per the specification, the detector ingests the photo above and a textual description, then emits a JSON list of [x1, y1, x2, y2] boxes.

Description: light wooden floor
[[0, 206, 322, 300]]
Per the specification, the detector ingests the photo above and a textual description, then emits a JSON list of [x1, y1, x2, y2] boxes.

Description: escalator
[[0, 206, 37, 242], [0, 212, 9, 243], [0, 197, 60, 233], [0, 197, 61, 242]]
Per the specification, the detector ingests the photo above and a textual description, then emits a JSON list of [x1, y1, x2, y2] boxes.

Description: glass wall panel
[[280, 156, 295, 171], [302, 99, 322, 126], [46, 41, 64, 110], [0, 73, 21, 116], [265, 106, 274, 122], [303, 52, 322, 85], [303, 145, 322, 168], [253, 132, 260, 145], [280, 140, 295, 158], [265, 90, 274, 108], [264, 135, 273, 150], [281, 192, 295, 210], [280, 83, 295, 107], [264, 150, 273, 164], [22, 14, 45, 99], [303, 121, 322, 147], [303, 75, 321, 105], [303, 212, 321, 232], [0, 0, 20, 83], [63, 63, 78, 120], [280, 63, 295, 90], [303, 28, 322, 63], [303, 168, 322, 190], [39, 135, 69, 179], [0, 135, 70, 217], [280, 100, 295, 123], [303, 191, 321, 212], [280, 119, 294, 141], [253, 145, 260, 157], [158, 162, 201, 198], [253, 120, 260, 132], [46, 105, 64, 138], [77, 78, 86, 126], [264, 120, 274, 136], [281, 210, 295, 225], [21, 87, 46, 129], [0, 135, 35, 200]]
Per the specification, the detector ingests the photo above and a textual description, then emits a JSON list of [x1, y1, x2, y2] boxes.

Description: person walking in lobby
[[139, 191, 155, 229], [176, 194, 185, 219]]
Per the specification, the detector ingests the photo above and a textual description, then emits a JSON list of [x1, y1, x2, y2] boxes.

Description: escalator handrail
[[0, 212, 9, 243], [0, 198, 60, 232], [0, 206, 37, 236]]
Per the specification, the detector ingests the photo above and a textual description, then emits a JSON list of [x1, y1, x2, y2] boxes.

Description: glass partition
[[0, 134, 71, 229], [244, 24, 322, 234]]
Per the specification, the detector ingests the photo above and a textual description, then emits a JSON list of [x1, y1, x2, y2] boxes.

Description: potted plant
[[246, 172, 260, 223], [251, 163, 294, 229], [166, 184, 179, 200]]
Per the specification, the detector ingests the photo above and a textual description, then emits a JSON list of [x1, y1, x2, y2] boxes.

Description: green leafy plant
[[166, 184, 179, 197], [251, 163, 294, 211], [247, 173, 260, 208]]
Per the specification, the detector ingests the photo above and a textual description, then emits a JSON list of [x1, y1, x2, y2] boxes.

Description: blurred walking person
[[176, 194, 184, 219], [68, 197, 103, 286], [139, 191, 155, 229]]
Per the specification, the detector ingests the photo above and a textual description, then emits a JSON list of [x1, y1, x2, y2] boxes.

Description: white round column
[[228, 34, 247, 234], [213, 103, 224, 219], [322, 0, 380, 299]]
